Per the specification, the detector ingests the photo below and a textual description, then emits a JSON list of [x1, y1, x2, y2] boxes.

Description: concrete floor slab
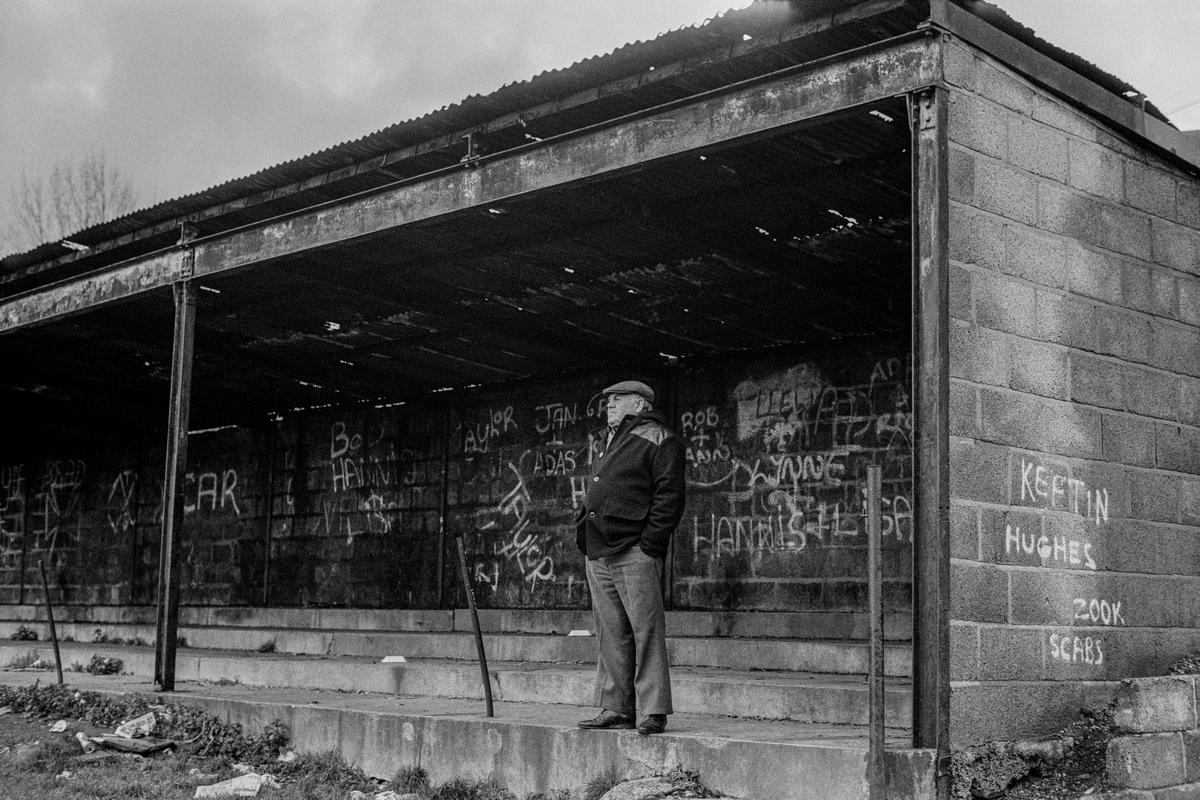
[[0, 669, 933, 800]]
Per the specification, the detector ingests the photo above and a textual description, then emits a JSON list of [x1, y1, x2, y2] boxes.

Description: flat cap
[[602, 380, 655, 403]]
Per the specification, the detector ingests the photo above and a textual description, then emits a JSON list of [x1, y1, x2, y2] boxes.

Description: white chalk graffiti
[[688, 358, 913, 560], [324, 420, 400, 544], [460, 406, 517, 454], [1, 465, 25, 566], [1017, 458, 1109, 525], [1007, 459, 1120, 673], [534, 402, 578, 435], [106, 470, 137, 534], [30, 459, 86, 556], [478, 463, 555, 591], [1005, 524, 1096, 570], [183, 469, 240, 516]]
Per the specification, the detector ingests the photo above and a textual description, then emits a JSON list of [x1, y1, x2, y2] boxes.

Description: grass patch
[[0, 684, 612, 800], [429, 777, 516, 800]]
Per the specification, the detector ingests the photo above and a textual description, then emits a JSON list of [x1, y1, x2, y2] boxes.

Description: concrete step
[[0, 669, 934, 800], [0, 604, 913, 639], [1, 622, 912, 677], [0, 640, 913, 727]]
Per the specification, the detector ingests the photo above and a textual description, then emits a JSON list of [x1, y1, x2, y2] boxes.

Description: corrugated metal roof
[[0, 0, 1170, 284]]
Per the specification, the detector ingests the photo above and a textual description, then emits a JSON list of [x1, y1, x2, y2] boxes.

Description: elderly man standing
[[574, 379, 685, 735]]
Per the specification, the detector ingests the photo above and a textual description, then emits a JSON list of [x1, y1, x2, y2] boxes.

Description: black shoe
[[637, 714, 667, 735], [577, 710, 635, 730]]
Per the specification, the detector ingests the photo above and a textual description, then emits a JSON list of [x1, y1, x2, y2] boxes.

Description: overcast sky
[[2, 1, 1199, 256]]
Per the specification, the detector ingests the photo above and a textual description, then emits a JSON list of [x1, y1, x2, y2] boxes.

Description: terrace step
[[0, 640, 913, 727], [0, 604, 913, 639], [1, 621, 912, 677], [0, 669, 934, 800]]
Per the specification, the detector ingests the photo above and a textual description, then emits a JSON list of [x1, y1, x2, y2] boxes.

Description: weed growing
[[663, 766, 719, 798], [430, 776, 517, 800], [84, 654, 123, 675], [581, 765, 622, 800], [9, 625, 38, 641], [393, 764, 432, 794], [1168, 651, 1200, 674]]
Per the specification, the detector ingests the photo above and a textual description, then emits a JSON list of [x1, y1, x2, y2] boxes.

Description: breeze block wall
[[943, 40, 1200, 745], [1100, 675, 1200, 794]]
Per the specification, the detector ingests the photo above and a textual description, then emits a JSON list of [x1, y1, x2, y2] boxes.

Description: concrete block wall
[[1097, 675, 1200, 796], [944, 40, 1200, 745]]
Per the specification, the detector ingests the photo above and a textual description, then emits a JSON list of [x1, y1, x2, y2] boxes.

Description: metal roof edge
[[931, 0, 1200, 174]]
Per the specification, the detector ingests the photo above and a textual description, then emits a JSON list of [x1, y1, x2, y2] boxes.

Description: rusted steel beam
[[910, 86, 951, 799], [0, 35, 941, 333], [153, 278, 197, 692], [0, 249, 179, 333]]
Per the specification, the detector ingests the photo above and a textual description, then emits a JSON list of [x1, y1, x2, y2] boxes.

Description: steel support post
[[865, 464, 886, 800], [154, 278, 197, 691], [911, 85, 951, 799]]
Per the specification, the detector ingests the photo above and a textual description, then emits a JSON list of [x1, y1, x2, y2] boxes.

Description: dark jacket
[[574, 409, 685, 559]]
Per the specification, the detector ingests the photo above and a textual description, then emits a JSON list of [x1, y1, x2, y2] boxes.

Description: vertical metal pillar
[[436, 407, 452, 608], [664, 364, 680, 609], [18, 465, 31, 606], [911, 85, 951, 799], [865, 465, 885, 800], [154, 235, 198, 692], [261, 422, 278, 607]]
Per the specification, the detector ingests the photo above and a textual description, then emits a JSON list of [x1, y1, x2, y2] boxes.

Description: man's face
[[605, 392, 643, 426]]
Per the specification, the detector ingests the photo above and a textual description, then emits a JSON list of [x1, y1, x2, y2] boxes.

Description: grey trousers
[[585, 546, 672, 716]]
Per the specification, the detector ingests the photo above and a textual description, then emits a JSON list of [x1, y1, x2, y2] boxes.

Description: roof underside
[[2, 98, 912, 441], [2, 0, 1173, 449]]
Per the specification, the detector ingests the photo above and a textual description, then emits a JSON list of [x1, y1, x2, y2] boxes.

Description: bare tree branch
[[2, 150, 138, 256]]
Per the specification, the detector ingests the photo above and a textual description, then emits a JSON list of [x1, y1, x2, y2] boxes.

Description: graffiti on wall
[[1003, 456, 1120, 670], [684, 356, 913, 560], [1, 465, 25, 569]]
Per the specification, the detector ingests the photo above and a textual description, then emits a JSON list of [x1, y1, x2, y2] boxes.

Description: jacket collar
[[605, 409, 667, 439]]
